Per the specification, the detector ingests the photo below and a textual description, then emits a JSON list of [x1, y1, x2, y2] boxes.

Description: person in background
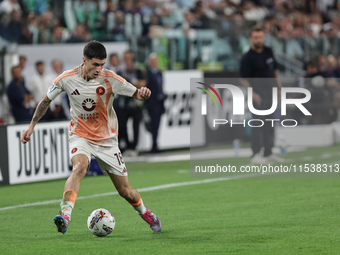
[[27, 61, 52, 120], [116, 50, 146, 156], [146, 53, 165, 153], [0, 0, 21, 14], [6, 65, 34, 123], [19, 55, 27, 70], [18, 55, 28, 86], [47, 59, 70, 120], [106, 53, 120, 73], [240, 26, 283, 164]]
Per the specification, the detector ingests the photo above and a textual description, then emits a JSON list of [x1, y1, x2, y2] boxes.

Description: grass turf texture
[[1, 145, 340, 254]]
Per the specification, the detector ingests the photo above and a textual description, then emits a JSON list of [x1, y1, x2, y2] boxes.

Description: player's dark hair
[[249, 26, 264, 37], [109, 53, 118, 59], [35, 61, 44, 66], [83, 40, 107, 60]]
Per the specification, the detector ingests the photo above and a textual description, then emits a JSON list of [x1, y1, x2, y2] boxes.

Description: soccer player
[[20, 41, 162, 233]]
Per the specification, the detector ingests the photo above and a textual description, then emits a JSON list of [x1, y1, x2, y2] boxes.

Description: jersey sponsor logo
[[71, 148, 78, 154], [96, 86, 105, 96], [71, 89, 80, 95], [82, 98, 96, 111]]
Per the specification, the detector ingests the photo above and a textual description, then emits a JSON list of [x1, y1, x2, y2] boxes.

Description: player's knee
[[72, 162, 88, 178]]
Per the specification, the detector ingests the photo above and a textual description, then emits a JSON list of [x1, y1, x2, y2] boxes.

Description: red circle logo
[[96, 86, 105, 96], [71, 148, 78, 154], [82, 98, 96, 112]]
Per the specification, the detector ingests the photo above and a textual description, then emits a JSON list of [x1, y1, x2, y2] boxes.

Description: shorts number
[[114, 152, 124, 165]]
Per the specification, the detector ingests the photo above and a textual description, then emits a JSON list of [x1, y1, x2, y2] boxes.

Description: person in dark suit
[[7, 65, 34, 123], [146, 53, 165, 153]]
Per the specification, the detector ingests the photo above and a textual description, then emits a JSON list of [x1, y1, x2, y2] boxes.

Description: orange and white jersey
[[47, 65, 137, 146]]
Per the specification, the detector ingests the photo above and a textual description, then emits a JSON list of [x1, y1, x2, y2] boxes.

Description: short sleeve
[[47, 75, 64, 101], [115, 79, 137, 97]]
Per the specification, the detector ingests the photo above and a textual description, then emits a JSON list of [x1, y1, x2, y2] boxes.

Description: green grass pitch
[[1, 145, 340, 255]]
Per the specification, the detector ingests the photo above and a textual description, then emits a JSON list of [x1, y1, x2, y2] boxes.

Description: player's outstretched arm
[[21, 96, 52, 144], [133, 87, 151, 101]]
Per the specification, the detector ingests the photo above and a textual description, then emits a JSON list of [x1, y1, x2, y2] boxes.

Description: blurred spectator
[[110, 10, 126, 41], [19, 55, 27, 70], [104, 0, 116, 15], [303, 60, 336, 124], [23, 0, 49, 15], [27, 61, 53, 120], [318, 54, 328, 73], [134, 0, 153, 15], [50, 23, 70, 43], [177, 0, 195, 9], [144, 13, 163, 37], [180, 10, 198, 34], [37, 11, 52, 43], [75, 0, 106, 39], [116, 50, 146, 156], [67, 23, 91, 43], [47, 59, 70, 120], [0, 10, 28, 43], [326, 54, 337, 77], [6, 65, 34, 123], [286, 27, 304, 60], [106, 53, 120, 72], [75, 0, 97, 25], [118, 0, 134, 14], [146, 53, 165, 153], [27, 12, 39, 44], [242, 1, 268, 22], [0, 0, 21, 14], [308, 13, 322, 37], [27, 61, 49, 106], [18, 55, 28, 90], [313, 0, 340, 20]]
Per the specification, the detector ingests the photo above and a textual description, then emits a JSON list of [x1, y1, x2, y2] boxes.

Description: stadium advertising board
[[159, 70, 204, 149], [7, 121, 72, 185]]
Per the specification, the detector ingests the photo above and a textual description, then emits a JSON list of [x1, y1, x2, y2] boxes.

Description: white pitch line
[[0, 173, 260, 212]]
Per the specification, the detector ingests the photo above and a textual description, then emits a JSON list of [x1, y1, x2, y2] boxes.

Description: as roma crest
[[96, 86, 105, 96]]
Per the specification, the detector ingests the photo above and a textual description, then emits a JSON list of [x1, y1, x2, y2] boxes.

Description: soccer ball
[[87, 208, 115, 237]]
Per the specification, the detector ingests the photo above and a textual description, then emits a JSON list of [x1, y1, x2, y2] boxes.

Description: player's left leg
[[54, 154, 89, 234], [108, 173, 162, 232]]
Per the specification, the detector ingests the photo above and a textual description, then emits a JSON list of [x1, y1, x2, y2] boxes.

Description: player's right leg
[[108, 173, 162, 232], [54, 154, 89, 234]]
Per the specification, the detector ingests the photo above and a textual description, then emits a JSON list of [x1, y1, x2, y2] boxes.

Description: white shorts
[[69, 135, 127, 176]]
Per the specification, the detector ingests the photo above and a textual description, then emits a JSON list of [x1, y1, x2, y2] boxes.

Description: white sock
[[133, 199, 147, 215], [60, 201, 74, 220]]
